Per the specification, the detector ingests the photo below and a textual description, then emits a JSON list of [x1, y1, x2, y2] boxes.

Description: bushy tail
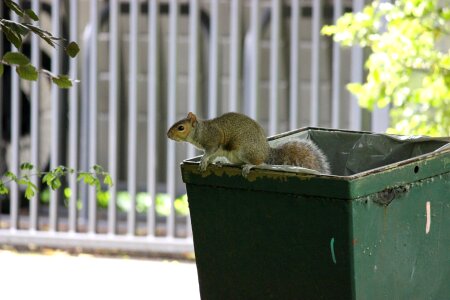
[[267, 139, 331, 174]]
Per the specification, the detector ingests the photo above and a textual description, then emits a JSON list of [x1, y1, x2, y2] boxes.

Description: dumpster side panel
[[187, 184, 354, 299], [352, 172, 450, 300]]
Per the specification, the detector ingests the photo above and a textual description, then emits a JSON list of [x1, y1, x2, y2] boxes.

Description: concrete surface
[[0, 250, 200, 300]]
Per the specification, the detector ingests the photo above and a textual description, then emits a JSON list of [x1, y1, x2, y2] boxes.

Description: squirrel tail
[[267, 139, 331, 174]]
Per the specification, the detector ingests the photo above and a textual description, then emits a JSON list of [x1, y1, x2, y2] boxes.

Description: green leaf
[[77, 173, 87, 182], [347, 83, 364, 96], [8, 21, 30, 36], [0, 181, 9, 195], [25, 185, 35, 200], [92, 165, 103, 173], [25, 24, 56, 47], [3, 52, 30, 66], [321, 25, 336, 36], [16, 179, 29, 186], [4, 171, 17, 181], [103, 174, 113, 187], [0, 64, 4, 77], [54, 165, 66, 176], [96, 190, 110, 208], [42, 173, 55, 185], [52, 75, 73, 88], [64, 187, 72, 199], [25, 9, 39, 21], [20, 162, 34, 171], [4, 0, 25, 17], [77, 173, 95, 185], [1, 26, 22, 49], [90, 177, 99, 187], [174, 194, 189, 216], [16, 64, 38, 81], [65, 42, 80, 58], [50, 178, 61, 190]]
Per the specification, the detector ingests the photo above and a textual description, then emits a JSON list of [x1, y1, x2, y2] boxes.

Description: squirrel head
[[167, 112, 198, 142]]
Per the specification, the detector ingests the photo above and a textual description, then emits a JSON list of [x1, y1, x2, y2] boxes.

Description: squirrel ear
[[187, 112, 197, 126]]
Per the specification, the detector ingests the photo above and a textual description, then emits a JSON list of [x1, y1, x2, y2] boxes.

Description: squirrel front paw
[[199, 159, 209, 172]]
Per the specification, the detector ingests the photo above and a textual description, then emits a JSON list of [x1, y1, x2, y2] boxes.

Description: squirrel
[[167, 112, 331, 176], [167, 112, 269, 176]]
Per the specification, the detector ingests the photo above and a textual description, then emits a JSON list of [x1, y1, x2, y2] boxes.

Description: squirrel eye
[[177, 125, 184, 131]]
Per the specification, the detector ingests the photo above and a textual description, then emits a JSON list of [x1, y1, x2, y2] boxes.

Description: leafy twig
[[0, 0, 80, 88], [0, 164, 113, 200]]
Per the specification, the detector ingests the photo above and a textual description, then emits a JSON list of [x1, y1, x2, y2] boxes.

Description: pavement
[[0, 249, 200, 300]]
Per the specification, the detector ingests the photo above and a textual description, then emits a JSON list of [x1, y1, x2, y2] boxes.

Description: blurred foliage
[[38, 188, 190, 217], [322, 0, 450, 136], [115, 192, 189, 217]]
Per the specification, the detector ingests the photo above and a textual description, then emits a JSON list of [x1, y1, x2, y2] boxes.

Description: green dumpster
[[181, 127, 450, 299]]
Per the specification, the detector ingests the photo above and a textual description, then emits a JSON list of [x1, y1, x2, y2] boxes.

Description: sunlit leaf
[[42, 173, 55, 185], [50, 178, 61, 190], [64, 187, 72, 198], [25, 185, 35, 200], [0, 181, 9, 195], [103, 174, 113, 187], [3, 51, 30, 65]]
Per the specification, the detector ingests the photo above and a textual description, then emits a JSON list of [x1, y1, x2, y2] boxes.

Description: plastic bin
[[181, 127, 450, 299]]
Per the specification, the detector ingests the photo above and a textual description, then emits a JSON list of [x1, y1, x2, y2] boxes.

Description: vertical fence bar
[[187, 0, 200, 239], [289, 0, 300, 130], [127, 0, 139, 236], [229, 0, 241, 112], [9, 1, 20, 231], [50, 0, 61, 232], [147, 0, 159, 237], [108, 0, 119, 235], [349, 0, 363, 130], [208, 0, 219, 118], [68, 0, 79, 234], [88, 0, 98, 234], [29, 0, 40, 231], [187, 0, 198, 159], [248, 0, 260, 120], [269, 0, 281, 136], [310, 0, 321, 127], [371, 105, 390, 132], [331, 0, 342, 129], [0, 1, 2, 150], [371, 0, 390, 133], [166, 0, 178, 238]]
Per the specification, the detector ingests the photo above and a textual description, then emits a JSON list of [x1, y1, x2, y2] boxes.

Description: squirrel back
[[267, 139, 331, 174]]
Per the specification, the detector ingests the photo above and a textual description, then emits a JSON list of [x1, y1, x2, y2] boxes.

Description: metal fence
[[0, 0, 389, 254]]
